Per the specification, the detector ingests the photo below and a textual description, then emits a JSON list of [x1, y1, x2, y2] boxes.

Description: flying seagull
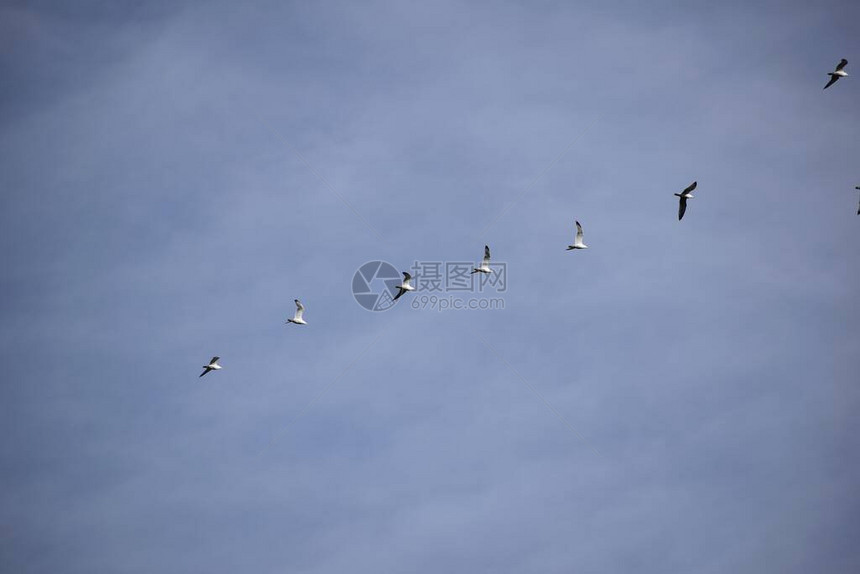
[[200, 356, 221, 378], [824, 59, 848, 90], [566, 221, 588, 250], [675, 181, 698, 221], [286, 299, 307, 325], [471, 245, 491, 274], [393, 271, 415, 301]]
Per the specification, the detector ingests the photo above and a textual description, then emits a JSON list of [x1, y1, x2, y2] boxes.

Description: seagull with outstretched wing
[[824, 58, 848, 89], [566, 221, 588, 250], [200, 356, 221, 377], [393, 271, 416, 301], [675, 181, 698, 221], [286, 299, 307, 325], [471, 245, 491, 274]]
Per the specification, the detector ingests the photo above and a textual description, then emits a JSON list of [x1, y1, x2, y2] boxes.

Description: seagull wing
[[836, 58, 848, 72], [482, 245, 491, 267], [824, 75, 839, 89], [678, 196, 687, 220], [393, 287, 405, 301], [200, 367, 211, 377], [294, 299, 304, 320], [575, 221, 584, 244], [209, 356, 220, 365], [402, 271, 412, 281], [683, 181, 697, 194]]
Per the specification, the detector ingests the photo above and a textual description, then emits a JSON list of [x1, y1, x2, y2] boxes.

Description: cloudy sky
[[1, 1, 858, 572]]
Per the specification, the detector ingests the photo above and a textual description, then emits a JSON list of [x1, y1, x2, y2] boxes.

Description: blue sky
[[1, 1, 858, 572]]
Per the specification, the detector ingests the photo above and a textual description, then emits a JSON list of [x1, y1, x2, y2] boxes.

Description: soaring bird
[[566, 221, 588, 250], [393, 271, 415, 301], [824, 59, 848, 89], [471, 245, 491, 274], [200, 356, 221, 378], [675, 181, 698, 221], [286, 299, 307, 325]]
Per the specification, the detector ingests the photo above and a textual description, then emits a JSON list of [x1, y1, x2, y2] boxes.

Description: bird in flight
[[823, 59, 848, 90], [393, 271, 415, 301], [286, 299, 307, 325], [675, 181, 698, 221], [471, 245, 491, 274], [200, 356, 221, 378], [566, 221, 588, 250]]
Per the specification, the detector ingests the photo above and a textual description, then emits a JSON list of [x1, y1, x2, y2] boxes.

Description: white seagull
[[675, 181, 698, 221], [393, 271, 415, 301], [566, 221, 588, 250], [286, 299, 307, 325], [200, 356, 221, 378], [471, 245, 491, 274], [823, 59, 848, 90]]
